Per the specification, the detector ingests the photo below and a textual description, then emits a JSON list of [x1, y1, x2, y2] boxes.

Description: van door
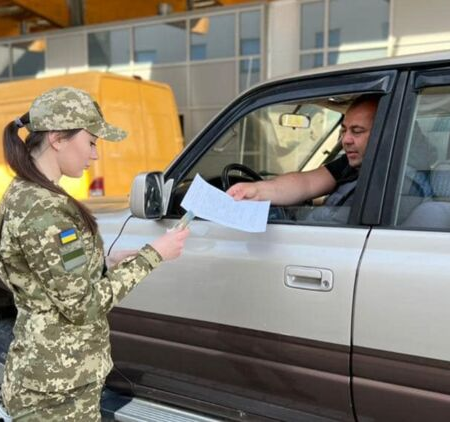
[[353, 68, 450, 421], [106, 70, 399, 421], [99, 78, 147, 196]]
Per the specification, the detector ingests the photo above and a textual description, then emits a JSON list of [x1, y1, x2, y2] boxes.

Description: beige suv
[[2, 51, 450, 421]]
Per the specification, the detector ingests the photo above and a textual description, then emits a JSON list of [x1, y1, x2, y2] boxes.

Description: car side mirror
[[130, 172, 164, 219]]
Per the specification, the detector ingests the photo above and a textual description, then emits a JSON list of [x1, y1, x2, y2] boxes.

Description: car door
[[105, 70, 399, 421], [353, 67, 450, 421]]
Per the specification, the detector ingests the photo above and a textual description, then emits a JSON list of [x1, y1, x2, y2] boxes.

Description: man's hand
[[227, 182, 261, 200], [228, 167, 337, 206]]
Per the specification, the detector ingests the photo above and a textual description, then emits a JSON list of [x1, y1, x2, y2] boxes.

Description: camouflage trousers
[[1, 371, 104, 421]]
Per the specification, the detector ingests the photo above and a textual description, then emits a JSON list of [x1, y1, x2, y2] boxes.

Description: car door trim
[[356, 71, 410, 225], [109, 307, 352, 421], [353, 346, 450, 421], [415, 67, 450, 89]]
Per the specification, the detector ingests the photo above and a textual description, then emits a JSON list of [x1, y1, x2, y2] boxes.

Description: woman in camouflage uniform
[[0, 87, 189, 421]]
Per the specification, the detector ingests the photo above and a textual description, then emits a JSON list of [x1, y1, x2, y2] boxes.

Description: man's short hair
[[349, 93, 380, 111]]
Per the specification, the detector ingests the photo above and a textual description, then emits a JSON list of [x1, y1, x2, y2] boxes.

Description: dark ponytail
[[3, 113, 98, 234]]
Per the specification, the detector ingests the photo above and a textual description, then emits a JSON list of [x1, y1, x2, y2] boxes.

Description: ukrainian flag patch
[[56, 228, 86, 271], [59, 228, 78, 245]]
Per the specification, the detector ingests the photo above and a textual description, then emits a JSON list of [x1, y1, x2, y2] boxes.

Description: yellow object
[[59, 228, 78, 244], [84, 0, 187, 24], [0, 71, 183, 199], [13, 0, 70, 27]]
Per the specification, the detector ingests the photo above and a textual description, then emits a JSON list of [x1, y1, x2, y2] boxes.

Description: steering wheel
[[221, 163, 263, 191]]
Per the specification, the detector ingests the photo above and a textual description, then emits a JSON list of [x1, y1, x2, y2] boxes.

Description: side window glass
[[395, 86, 450, 229], [186, 102, 342, 180], [169, 95, 371, 226]]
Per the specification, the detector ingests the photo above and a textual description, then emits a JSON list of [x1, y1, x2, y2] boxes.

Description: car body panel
[[102, 68, 397, 421], [95, 53, 450, 421], [351, 64, 450, 421]]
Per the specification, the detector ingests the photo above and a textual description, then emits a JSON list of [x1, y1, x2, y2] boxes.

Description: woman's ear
[[47, 132, 61, 151]]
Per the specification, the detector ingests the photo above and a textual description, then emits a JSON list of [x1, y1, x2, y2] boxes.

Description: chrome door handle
[[284, 266, 333, 291]]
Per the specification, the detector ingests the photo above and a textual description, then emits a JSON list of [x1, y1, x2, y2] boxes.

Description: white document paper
[[181, 174, 270, 232]]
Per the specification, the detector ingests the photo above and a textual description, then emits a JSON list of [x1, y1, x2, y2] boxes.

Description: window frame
[[380, 66, 450, 231], [299, 0, 391, 70], [165, 69, 398, 227]]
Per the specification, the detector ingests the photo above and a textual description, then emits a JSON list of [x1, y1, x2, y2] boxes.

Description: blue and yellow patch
[[59, 228, 77, 245], [56, 228, 86, 271]]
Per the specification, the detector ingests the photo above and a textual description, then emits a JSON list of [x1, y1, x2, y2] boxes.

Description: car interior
[[166, 86, 450, 231], [167, 95, 356, 223]]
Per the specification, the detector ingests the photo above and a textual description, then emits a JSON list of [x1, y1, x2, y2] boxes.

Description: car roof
[[255, 50, 450, 90], [182, 50, 450, 159]]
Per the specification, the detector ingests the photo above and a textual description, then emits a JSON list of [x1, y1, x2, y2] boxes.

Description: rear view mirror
[[279, 113, 311, 129], [130, 172, 164, 219]]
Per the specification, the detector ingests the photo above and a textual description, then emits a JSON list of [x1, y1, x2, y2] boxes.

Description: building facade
[[0, 0, 449, 141]]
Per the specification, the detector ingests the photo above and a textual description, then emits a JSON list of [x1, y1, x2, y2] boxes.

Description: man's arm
[[227, 166, 337, 206]]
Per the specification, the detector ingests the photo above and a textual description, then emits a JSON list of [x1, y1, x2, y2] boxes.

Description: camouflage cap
[[28, 86, 127, 141]]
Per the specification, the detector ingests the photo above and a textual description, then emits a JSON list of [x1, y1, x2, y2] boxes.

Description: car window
[[187, 101, 343, 181], [394, 86, 450, 229], [168, 94, 375, 225]]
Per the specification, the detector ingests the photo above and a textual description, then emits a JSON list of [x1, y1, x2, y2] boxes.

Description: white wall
[[46, 33, 87, 74], [391, 0, 450, 55], [267, 0, 300, 78], [7, 0, 450, 140], [267, 0, 450, 80]]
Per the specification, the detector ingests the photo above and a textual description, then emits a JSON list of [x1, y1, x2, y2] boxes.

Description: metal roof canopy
[[0, 0, 254, 38]]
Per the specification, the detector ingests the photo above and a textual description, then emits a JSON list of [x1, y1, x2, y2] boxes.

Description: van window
[[395, 86, 450, 229], [88, 29, 131, 68]]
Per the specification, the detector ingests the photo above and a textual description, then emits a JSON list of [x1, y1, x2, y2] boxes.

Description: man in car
[[227, 94, 379, 221]]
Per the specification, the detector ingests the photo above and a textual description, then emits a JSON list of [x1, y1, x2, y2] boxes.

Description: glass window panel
[[186, 101, 342, 179], [11, 40, 45, 77], [239, 58, 260, 92], [329, 0, 389, 46], [328, 48, 387, 65], [241, 39, 259, 56], [190, 109, 219, 139], [151, 66, 188, 107], [190, 14, 235, 61], [135, 50, 157, 63], [300, 53, 323, 70], [190, 61, 236, 107], [191, 44, 206, 61], [0, 45, 10, 78], [395, 86, 450, 229], [88, 29, 130, 67], [174, 98, 345, 225], [134, 21, 186, 64], [240, 11, 260, 56], [329, 28, 341, 47], [300, 1, 325, 50]]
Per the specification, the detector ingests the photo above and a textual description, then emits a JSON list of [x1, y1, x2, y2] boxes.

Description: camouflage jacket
[[0, 178, 161, 392]]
